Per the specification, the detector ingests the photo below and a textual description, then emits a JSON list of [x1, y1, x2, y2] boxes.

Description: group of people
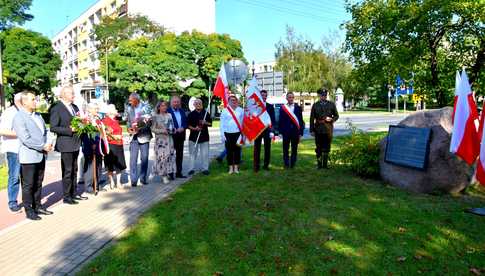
[[220, 88, 338, 174], [0, 85, 338, 221]]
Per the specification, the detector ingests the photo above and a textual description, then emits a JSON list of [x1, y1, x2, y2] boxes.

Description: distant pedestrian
[[13, 91, 54, 220], [253, 90, 275, 172], [220, 95, 244, 174], [124, 92, 152, 186], [151, 100, 176, 184], [102, 104, 127, 189], [0, 93, 22, 212], [187, 99, 212, 176], [278, 92, 304, 168], [310, 88, 339, 169], [168, 95, 188, 179]]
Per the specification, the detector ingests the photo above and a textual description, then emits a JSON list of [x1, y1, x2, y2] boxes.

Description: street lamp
[[252, 60, 255, 77]]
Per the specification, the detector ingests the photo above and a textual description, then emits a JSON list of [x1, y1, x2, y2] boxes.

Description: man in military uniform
[[310, 88, 339, 169]]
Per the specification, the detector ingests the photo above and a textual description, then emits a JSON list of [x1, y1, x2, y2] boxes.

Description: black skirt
[[104, 144, 127, 172]]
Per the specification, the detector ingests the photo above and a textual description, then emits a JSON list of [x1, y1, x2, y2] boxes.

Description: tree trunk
[[429, 45, 444, 107], [469, 38, 485, 88]]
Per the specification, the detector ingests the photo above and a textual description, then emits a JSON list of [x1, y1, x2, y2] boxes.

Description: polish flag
[[451, 71, 461, 123], [476, 102, 485, 186], [242, 77, 272, 142], [213, 63, 229, 107], [450, 69, 480, 165]]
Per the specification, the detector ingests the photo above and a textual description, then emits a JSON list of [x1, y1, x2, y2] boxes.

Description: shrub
[[330, 120, 386, 178]]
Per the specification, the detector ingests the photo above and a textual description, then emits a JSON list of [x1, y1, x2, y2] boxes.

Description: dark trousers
[[20, 158, 45, 213], [315, 132, 332, 157], [225, 132, 241, 166], [173, 136, 185, 175], [282, 135, 300, 167], [61, 151, 79, 200], [254, 129, 271, 170], [129, 140, 149, 184]]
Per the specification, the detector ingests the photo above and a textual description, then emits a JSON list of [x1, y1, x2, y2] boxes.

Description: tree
[[0, 0, 33, 30], [105, 31, 244, 100], [0, 28, 62, 101], [344, 0, 485, 107], [93, 14, 165, 52]]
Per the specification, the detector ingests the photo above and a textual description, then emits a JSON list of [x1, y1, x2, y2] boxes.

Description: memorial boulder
[[379, 107, 472, 194]]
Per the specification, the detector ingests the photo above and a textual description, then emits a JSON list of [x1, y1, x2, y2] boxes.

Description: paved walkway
[[0, 137, 225, 275]]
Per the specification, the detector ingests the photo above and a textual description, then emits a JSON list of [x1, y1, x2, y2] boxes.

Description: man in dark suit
[[278, 92, 305, 168], [253, 90, 276, 172], [167, 95, 188, 178], [50, 86, 84, 205]]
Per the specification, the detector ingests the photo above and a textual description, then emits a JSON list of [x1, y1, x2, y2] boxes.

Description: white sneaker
[[234, 168, 240, 174], [162, 176, 170, 184], [228, 166, 234, 174]]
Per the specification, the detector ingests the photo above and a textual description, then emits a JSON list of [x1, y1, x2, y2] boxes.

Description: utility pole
[[105, 45, 109, 100], [0, 39, 4, 111]]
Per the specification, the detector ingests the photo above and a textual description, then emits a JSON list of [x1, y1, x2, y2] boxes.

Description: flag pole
[[192, 83, 212, 157]]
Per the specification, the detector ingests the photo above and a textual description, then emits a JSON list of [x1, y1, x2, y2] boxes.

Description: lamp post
[[252, 60, 255, 77]]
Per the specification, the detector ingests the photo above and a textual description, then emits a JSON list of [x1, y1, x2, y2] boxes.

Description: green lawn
[[0, 166, 7, 190], [79, 137, 485, 275]]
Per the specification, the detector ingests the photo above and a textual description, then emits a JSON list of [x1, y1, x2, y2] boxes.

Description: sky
[[23, 0, 351, 63]]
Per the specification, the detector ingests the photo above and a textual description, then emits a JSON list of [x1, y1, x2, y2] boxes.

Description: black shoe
[[26, 212, 41, 220], [188, 170, 195, 175], [74, 195, 88, 200], [169, 173, 175, 180], [131, 182, 138, 187], [263, 166, 270, 171], [176, 173, 186, 179], [8, 205, 22, 213], [63, 198, 78, 205], [216, 157, 223, 163], [36, 208, 53, 215], [202, 170, 210, 175]]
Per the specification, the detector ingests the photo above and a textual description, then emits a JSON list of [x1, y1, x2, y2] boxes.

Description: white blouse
[[220, 106, 244, 134]]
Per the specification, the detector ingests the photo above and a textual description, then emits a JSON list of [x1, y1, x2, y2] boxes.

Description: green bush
[[330, 120, 386, 178]]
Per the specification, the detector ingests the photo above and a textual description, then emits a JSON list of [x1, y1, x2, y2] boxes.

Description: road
[[45, 112, 408, 161]]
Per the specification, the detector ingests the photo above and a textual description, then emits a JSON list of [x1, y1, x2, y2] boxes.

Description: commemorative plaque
[[384, 125, 431, 170]]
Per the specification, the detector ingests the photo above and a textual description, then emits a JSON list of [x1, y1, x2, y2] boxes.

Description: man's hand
[[325, 116, 333, 122], [43, 144, 53, 152], [71, 126, 77, 133], [177, 127, 184, 133]]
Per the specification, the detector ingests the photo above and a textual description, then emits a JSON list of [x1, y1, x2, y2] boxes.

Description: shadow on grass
[[72, 139, 485, 275]]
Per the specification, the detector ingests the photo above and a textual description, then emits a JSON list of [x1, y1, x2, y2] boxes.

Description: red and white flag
[[450, 69, 480, 165], [476, 102, 485, 186], [452, 71, 461, 122], [242, 77, 272, 142], [213, 63, 229, 107]]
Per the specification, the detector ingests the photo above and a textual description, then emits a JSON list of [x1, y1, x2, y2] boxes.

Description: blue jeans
[[6, 152, 20, 208], [130, 140, 149, 184]]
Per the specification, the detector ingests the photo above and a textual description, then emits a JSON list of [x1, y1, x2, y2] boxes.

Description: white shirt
[[220, 106, 244, 135], [172, 108, 182, 128], [0, 106, 20, 153], [61, 100, 75, 116], [287, 103, 295, 113], [30, 112, 46, 134]]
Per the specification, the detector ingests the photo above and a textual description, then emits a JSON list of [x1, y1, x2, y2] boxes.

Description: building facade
[[51, 0, 215, 101]]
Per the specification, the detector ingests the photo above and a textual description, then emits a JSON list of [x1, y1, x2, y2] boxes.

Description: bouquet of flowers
[[71, 112, 99, 139]]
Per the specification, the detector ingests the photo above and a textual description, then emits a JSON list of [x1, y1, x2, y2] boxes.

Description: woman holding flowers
[[102, 104, 127, 189], [151, 100, 176, 184], [80, 103, 107, 194]]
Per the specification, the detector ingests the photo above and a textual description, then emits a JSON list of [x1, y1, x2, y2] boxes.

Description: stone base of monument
[[379, 107, 473, 194]]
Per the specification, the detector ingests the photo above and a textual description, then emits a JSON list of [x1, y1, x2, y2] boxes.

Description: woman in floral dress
[[151, 100, 176, 184]]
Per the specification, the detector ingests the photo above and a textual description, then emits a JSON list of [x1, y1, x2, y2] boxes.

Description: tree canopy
[[275, 25, 352, 96], [344, 0, 485, 107], [0, 28, 62, 100], [0, 0, 33, 30]]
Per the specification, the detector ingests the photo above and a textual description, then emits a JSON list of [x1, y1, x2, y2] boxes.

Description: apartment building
[[52, 0, 215, 101]]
